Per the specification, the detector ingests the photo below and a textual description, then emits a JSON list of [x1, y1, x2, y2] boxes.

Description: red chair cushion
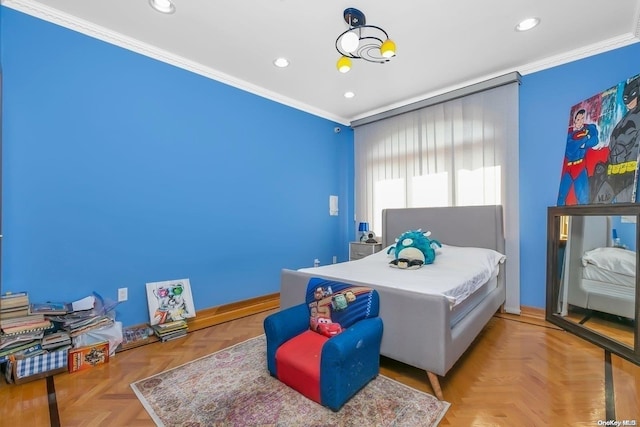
[[275, 330, 328, 403]]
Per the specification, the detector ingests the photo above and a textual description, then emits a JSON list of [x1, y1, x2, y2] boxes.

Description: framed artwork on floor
[[146, 278, 196, 326]]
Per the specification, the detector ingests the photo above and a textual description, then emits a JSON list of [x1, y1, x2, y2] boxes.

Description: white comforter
[[299, 244, 505, 308]]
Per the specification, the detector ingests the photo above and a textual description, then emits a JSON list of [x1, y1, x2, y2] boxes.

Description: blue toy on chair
[[263, 278, 383, 411]]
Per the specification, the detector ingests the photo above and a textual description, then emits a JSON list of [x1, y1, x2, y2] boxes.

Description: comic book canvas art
[[146, 278, 196, 326], [558, 73, 640, 205]]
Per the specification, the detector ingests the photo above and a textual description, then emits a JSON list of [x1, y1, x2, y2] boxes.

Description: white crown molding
[[3, 0, 639, 126], [352, 33, 640, 123], [517, 33, 640, 76], [1, 0, 350, 125]]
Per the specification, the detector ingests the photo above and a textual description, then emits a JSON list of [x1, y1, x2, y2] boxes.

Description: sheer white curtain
[[353, 79, 521, 313]]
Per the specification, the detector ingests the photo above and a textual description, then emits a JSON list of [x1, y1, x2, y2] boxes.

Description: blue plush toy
[[387, 229, 442, 269]]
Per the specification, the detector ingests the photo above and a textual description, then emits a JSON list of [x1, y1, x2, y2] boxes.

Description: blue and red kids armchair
[[263, 278, 383, 411]]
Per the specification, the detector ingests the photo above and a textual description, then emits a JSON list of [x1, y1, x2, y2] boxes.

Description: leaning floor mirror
[[546, 203, 640, 365]]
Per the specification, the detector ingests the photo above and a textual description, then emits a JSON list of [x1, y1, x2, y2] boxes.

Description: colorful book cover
[[122, 325, 152, 345], [145, 279, 196, 326], [30, 302, 72, 315], [68, 342, 110, 373]]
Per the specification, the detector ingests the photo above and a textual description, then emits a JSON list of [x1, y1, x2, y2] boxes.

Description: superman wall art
[[558, 73, 640, 205]]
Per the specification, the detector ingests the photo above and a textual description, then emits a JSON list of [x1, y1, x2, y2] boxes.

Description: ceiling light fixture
[[515, 17, 540, 32], [344, 91, 355, 99], [149, 0, 175, 14], [273, 58, 290, 68], [335, 8, 396, 73]]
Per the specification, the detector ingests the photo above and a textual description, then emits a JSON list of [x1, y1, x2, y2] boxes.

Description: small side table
[[349, 242, 383, 261]]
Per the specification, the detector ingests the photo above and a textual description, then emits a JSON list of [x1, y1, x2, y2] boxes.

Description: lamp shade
[[380, 39, 396, 58], [340, 31, 360, 53], [337, 56, 352, 73], [358, 222, 369, 232]]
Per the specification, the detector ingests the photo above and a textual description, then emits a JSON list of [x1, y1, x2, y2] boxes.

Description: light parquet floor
[[0, 310, 638, 427]]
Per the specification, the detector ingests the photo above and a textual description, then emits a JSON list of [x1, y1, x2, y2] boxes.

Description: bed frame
[[280, 205, 506, 400]]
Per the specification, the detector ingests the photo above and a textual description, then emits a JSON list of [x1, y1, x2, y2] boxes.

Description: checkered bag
[[14, 348, 68, 379]]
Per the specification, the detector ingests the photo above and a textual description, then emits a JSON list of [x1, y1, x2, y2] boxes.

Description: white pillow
[[581, 247, 636, 277]]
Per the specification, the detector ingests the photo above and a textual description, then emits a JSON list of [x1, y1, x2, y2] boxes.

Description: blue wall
[[0, 8, 354, 326], [3, 7, 640, 325], [519, 42, 640, 308]]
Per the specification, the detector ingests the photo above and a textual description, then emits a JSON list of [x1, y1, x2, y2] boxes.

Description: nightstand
[[349, 242, 383, 261]]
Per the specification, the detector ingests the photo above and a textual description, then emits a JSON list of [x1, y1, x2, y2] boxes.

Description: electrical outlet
[[118, 287, 128, 302], [333, 255, 337, 264]]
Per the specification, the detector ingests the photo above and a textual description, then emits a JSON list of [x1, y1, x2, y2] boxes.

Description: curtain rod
[[350, 71, 522, 128]]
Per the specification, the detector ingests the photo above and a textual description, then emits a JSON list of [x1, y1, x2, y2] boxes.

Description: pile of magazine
[[0, 331, 48, 362], [151, 320, 188, 342], [0, 292, 119, 365], [45, 293, 119, 338], [0, 292, 57, 363]]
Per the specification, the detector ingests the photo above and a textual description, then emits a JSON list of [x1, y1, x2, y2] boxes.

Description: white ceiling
[[4, 0, 640, 124]]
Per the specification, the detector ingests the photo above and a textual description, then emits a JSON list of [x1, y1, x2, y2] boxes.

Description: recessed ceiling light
[[344, 91, 355, 99], [515, 17, 540, 32], [149, 0, 175, 14], [273, 58, 290, 68]]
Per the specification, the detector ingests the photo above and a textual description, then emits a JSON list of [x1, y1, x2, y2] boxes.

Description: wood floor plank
[[0, 310, 638, 426]]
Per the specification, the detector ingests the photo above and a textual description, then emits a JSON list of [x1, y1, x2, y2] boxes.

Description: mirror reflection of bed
[[558, 214, 636, 349]]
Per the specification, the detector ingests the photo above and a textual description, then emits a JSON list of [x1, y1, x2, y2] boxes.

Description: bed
[[562, 215, 636, 320], [280, 205, 506, 400]]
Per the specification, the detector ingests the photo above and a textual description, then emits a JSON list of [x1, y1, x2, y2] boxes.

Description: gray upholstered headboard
[[381, 205, 505, 254]]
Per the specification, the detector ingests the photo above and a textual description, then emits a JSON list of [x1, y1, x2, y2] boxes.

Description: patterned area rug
[[131, 335, 450, 426]]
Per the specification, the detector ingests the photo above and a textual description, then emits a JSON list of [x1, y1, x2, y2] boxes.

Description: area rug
[[131, 335, 450, 426]]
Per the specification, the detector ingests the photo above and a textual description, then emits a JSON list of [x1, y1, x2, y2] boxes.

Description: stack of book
[[0, 314, 53, 336], [151, 320, 188, 342], [45, 293, 118, 338], [0, 292, 30, 320], [41, 331, 72, 351], [0, 331, 46, 363], [48, 313, 113, 338]]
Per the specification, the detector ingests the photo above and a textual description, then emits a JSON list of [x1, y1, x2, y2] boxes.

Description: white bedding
[[299, 244, 505, 308], [581, 247, 636, 277], [582, 264, 635, 289]]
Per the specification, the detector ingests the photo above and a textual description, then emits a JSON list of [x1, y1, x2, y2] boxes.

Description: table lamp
[[358, 222, 369, 242]]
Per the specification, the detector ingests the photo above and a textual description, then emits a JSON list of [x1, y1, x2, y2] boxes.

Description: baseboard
[[117, 293, 280, 352], [517, 306, 546, 320], [186, 293, 280, 332]]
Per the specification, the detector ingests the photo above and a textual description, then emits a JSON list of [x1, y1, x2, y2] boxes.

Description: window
[[355, 84, 514, 236], [353, 75, 521, 313], [457, 166, 501, 206], [412, 173, 449, 207]]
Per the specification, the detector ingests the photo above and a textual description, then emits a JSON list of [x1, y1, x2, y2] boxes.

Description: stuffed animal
[[387, 229, 442, 269]]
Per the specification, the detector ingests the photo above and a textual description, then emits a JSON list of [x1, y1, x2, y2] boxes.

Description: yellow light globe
[[380, 39, 396, 58], [337, 56, 352, 73]]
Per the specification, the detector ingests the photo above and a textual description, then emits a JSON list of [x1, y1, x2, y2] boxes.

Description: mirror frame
[[546, 203, 640, 366]]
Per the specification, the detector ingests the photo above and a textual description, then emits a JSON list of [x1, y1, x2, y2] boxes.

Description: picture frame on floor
[[145, 278, 196, 326]]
